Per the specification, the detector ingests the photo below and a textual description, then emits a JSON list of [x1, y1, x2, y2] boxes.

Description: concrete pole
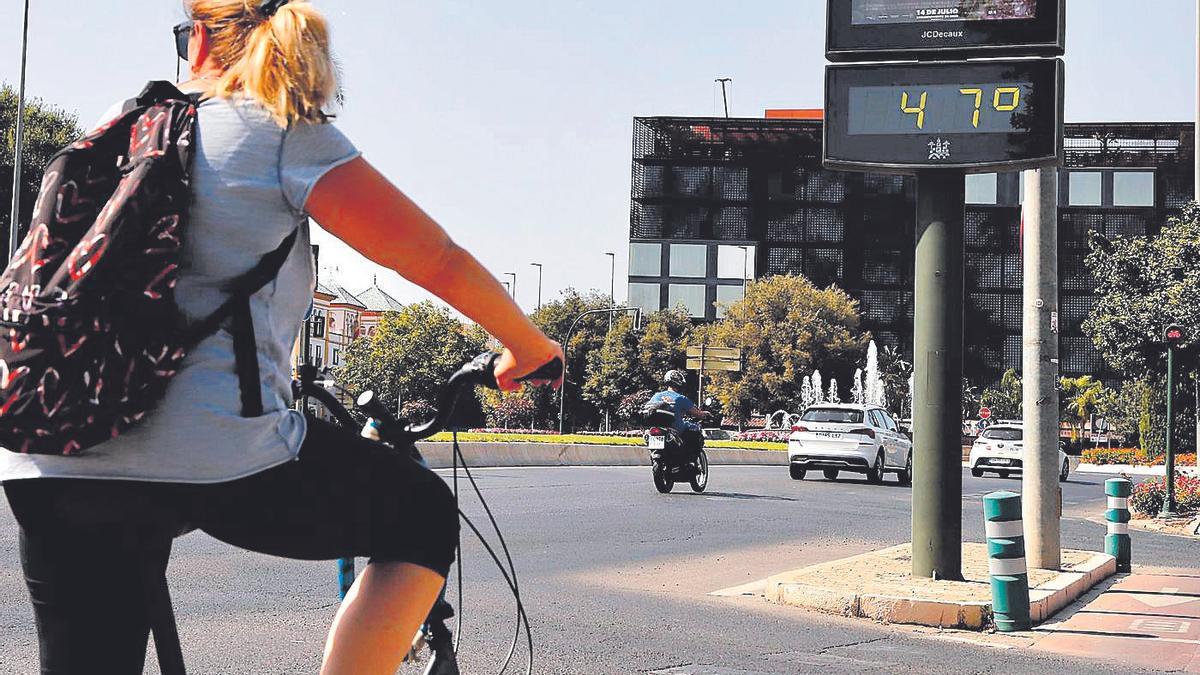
[[1194, 0, 1199, 465], [1021, 168, 1061, 570], [911, 171, 965, 581]]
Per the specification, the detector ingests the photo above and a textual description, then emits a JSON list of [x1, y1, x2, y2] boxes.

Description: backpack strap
[[188, 228, 300, 417]]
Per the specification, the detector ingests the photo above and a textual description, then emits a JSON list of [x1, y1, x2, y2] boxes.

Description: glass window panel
[[669, 244, 708, 278], [668, 284, 708, 318], [714, 285, 744, 318], [1113, 172, 1155, 207], [629, 242, 662, 277], [716, 245, 756, 280], [966, 173, 998, 205], [628, 283, 661, 315], [1069, 171, 1102, 207]]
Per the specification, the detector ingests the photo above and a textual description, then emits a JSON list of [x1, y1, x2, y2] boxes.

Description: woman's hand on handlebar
[[494, 341, 564, 392]]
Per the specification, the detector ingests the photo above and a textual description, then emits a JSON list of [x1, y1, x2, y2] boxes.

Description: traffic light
[[1164, 324, 1186, 345]]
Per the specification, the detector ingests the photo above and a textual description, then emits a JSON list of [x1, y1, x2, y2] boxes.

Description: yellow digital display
[[848, 82, 1031, 135]]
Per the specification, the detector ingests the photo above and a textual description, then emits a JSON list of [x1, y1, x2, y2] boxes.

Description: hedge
[[1082, 447, 1199, 467]]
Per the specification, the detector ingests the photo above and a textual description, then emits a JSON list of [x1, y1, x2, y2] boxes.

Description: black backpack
[[0, 81, 296, 456]]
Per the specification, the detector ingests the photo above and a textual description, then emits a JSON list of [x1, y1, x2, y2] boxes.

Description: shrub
[[1082, 448, 1199, 466], [734, 430, 791, 443], [1129, 474, 1200, 517]]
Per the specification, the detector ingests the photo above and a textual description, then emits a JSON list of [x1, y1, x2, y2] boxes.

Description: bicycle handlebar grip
[[518, 357, 564, 383]]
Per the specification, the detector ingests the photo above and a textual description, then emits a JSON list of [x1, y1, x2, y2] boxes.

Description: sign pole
[[1021, 167, 1062, 570], [912, 170, 965, 581], [698, 344, 706, 407]]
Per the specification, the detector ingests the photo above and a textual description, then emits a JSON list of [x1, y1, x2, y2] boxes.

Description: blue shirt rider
[[648, 370, 710, 434]]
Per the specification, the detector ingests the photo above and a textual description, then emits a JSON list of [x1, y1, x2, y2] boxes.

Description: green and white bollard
[[1105, 478, 1132, 573], [984, 490, 1031, 632]]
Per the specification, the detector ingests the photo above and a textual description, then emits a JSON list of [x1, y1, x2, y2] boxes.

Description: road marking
[[1128, 590, 1192, 609], [1130, 618, 1191, 634]]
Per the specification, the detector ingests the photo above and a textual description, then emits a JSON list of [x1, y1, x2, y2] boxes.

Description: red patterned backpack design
[[0, 81, 294, 456]]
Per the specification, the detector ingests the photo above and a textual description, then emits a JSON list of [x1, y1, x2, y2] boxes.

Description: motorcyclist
[[647, 370, 710, 451]]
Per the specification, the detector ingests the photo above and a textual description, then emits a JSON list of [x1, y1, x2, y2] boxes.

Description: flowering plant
[[1129, 474, 1200, 516]]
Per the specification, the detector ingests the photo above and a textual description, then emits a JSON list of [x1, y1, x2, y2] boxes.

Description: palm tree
[[1060, 376, 1105, 443]]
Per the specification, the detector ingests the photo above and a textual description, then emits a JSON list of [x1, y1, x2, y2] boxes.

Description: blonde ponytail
[[187, 0, 338, 126]]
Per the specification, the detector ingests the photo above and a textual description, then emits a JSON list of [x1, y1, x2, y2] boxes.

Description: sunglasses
[[173, 21, 194, 62]]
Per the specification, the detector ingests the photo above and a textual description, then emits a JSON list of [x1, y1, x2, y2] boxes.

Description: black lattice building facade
[[628, 117, 1194, 384]]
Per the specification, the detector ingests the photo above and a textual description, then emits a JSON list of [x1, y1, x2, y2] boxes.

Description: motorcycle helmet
[[662, 370, 687, 388]]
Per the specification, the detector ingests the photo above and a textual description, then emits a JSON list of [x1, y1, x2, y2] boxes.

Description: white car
[[787, 404, 913, 484], [968, 423, 1078, 481]]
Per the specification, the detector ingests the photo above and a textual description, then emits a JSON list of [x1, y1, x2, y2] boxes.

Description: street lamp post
[[9, 0, 32, 259], [605, 252, 616, 331], [504, 272, 517, 302], [715, 78, 732, 118], [558, 307, 642, 434], [738, 246, 751, 298], [530, 262, 543, 310]]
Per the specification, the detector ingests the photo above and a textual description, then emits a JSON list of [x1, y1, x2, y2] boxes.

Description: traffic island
[[764, 543, 1115, 631]]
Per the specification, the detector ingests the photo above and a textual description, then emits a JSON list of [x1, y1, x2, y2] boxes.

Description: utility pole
[[530, 262, 543, 310], [9, 0, 32, 258], [911, 171, 965, 581], [715, 78, 732, 118], [1021, 168, 1061, 570]]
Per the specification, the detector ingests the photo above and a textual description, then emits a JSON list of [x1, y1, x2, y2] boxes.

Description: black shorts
[[3, 416, 459, 675]]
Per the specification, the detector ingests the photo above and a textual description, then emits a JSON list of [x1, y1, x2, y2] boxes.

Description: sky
[[0, 0, 1196, 312]]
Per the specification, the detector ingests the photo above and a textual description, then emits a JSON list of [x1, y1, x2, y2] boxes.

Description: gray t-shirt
[[0, 96, 360, 483]]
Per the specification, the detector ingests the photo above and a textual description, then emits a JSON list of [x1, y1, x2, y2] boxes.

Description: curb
[[765, 548, 1115, 631], [415, 441, 787, 470], [959, 461, 1199, 477]]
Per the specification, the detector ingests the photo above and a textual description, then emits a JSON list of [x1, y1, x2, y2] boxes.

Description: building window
[[966, 173, 998, 205], [715, 285, 745, 318], [1069, 171, 1102, 207], [716, 245, 756, 280], [629, 242, 662, 277], [313, 344, 323, 369], [628, 283, 661, 315], [668, 284, 707, 318], [669, 244, 707, 278], [1113, 171, 1155, 207], [332, 348, 341, 366], [311, 310, 326, 338]]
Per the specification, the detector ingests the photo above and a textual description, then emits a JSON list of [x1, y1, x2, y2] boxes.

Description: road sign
[[686, 358, 741, 373], [686, 346, 741, 360], [979, 407, 992, 420], [826, 0, 1065, 63], [824, 58, 1064, 174]]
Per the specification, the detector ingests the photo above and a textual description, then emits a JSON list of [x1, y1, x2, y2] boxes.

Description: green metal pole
[[1162, 345, 1179, 517], [912, 171, 966, 580]]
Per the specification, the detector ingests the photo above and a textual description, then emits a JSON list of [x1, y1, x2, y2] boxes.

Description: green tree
[[1058, 375, 1105, 442], [1084, 204, 1200, 378], [980, 368, 1023, 420], [335, 302, 489, 421], [878, 344, 913, 417], [698, 275, 869, 424], [1, 86, 84, 242], [582, 308, 693, 424], [531, 289, 616, 430], [479, 388, 539, 430]]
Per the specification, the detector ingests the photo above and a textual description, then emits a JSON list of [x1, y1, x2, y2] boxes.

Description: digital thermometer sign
[[824, 59, 1063, 174], [827, 0, 1064, 62]]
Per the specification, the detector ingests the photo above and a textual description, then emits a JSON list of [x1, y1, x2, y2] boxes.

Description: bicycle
[[297, 352, 561, 675]]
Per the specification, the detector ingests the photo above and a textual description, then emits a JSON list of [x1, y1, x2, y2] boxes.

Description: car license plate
[[649, 436, 665, 449], [815, 432, 843, 439], [993, 458, 1012, 466]]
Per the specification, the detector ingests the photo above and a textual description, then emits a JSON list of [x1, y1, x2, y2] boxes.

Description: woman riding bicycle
[[0, 1, 563, 673]]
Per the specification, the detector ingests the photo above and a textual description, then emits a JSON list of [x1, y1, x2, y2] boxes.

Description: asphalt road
[[0, 464, 1195, 674]]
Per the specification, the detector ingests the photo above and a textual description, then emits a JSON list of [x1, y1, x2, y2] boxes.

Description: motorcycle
[[642, 400, 709, 494]]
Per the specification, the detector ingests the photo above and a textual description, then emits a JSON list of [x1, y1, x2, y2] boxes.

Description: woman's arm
[[305, 157, 562, 391]]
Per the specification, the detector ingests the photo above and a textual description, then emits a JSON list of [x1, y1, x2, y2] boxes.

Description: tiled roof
[[315, 281, 336, 297], [328, 285, 366, 309], [356, 283, 405, 312]]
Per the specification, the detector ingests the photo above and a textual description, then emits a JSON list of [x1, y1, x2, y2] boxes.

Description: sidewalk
[[1032, 572, 1200, 671]]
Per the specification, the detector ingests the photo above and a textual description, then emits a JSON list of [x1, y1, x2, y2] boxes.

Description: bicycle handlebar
[[299, 352, 564, 446]]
